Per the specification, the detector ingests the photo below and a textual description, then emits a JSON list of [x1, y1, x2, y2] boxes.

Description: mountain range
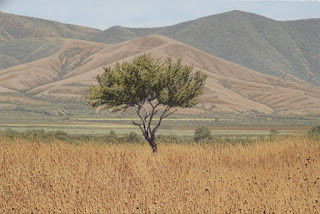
[[93, 10, 320, 86], [0, 10, 319, 115]]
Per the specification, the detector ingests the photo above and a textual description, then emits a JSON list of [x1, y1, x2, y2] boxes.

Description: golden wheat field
[[0, 136, 319, 213]]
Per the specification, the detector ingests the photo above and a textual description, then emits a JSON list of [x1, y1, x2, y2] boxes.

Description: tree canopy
[[86, 53, 207, 152]]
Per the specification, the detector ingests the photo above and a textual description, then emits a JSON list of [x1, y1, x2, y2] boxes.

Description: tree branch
[[162, 108, 177, 119], [132, 121, 148, 139], [147, 101, 160, 137], [151, 106, 177, 136], [135, 103, 149, 138], [142, 106, 150, 121]]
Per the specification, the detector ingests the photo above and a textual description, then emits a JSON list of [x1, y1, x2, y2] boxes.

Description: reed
[[0, 136, 319, 213]]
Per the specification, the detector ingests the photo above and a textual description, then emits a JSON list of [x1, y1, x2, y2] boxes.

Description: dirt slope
[[0, 35, 319, 115]]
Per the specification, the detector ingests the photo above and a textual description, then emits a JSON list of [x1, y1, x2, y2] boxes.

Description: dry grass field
[[0, 136, 319, 213]]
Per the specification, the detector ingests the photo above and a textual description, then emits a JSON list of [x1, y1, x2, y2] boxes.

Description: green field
[[0, 102, 317, 137], [0, 122, 309, 137]]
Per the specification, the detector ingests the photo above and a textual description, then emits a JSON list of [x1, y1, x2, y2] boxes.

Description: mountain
[[0, 11, 102, 70], [0, 11, 100, 41], [0, 11, 101, 71], [0, 11, 319, 116], [1, 35, 319, 115], [93, 10, 320, 86], [1, 10, 318, 86]]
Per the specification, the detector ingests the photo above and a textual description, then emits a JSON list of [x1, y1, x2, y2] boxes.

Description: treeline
[[1, 125, 318, 144], [0, 128, 256, 144], [0, 129, 142, 144]]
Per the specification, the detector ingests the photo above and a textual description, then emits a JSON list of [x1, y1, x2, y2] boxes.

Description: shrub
[[1, 129, 21, 139], [122, 132, 142, 143], [157, 134, 182, 144], [309, 125, 320, 136], [194, 126, 212, 142], [270, 129, 279, 139]]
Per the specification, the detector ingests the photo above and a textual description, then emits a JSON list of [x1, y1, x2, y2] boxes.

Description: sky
[[0, 0, 319, 30]]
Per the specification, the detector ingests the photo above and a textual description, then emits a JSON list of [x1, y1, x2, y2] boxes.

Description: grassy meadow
[[1, 102, 318, 136], [0, 104, 314, 137], [0, 135, 319, 213]]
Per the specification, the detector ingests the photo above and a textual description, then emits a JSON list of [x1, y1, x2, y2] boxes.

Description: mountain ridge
[[0, 11, 100, 41], [1, 10, 319, 86], [93, 10, 320, 86]]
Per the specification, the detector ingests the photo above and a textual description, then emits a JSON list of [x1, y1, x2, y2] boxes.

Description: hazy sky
[[0, 0, 319, 30]]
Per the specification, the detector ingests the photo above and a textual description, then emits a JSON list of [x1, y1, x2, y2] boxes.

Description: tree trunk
[[147, 140, 158, 153]]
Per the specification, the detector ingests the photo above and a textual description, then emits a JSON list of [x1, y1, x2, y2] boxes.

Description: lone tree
[[86, 54, 207, 153]]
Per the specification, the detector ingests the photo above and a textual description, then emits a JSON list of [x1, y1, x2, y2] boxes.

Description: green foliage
[[0, 129, 123, 144], [86, 53, 207, 111], [159, 58, 206, 107], [1, 129, 21, 139], [105, 130, 119, 143], [51, 131, 68, 141], [0, 129, 69, 141], [194, 126, 212, 142], [122, 132, 142, 143], [0, 128, 295, 145], [86, 53, 206, 152], [309, 125, 320, 136], [157, 134, 181, 143]]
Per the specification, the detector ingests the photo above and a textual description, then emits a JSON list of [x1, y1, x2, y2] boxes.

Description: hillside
[[0, 11, 100, 41], [1, 10, 318, 87], [93, 10, 320, 86], [0, 11, 101, 70], [0, 11, 319, 116], [1, 35, 319, 115], [0, 38, 63, 70]]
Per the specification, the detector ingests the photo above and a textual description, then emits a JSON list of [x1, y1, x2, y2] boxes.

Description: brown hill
[[94, 10, 320, 86], [1, 35, 319, 115]]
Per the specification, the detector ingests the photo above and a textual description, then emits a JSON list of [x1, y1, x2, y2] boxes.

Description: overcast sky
[[0, 0, 319, 30]]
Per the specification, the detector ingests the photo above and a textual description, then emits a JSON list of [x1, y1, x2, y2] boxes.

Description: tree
[[86, 54, 207, 153], [194, 126, 212, 142]]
